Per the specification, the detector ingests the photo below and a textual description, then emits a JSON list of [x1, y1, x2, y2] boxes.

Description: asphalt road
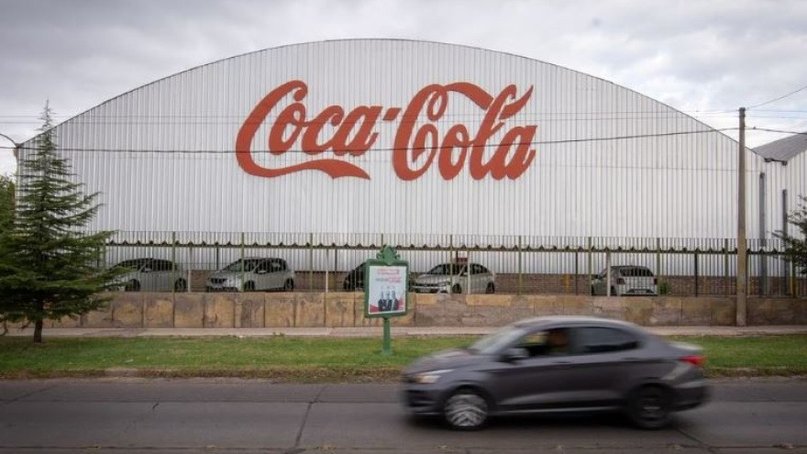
[[1, 378, 805, 453]]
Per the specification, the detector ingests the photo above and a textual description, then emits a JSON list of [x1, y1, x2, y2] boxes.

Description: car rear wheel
[[443, 389, 488, 430], [627, 385, 673, 429], [174, 278, 187, 292], [284, 279, 294, 291]]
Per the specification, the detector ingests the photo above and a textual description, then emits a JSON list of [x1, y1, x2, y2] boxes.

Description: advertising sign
[[364, 246, 409, 319], [366, 265, 407, 316]]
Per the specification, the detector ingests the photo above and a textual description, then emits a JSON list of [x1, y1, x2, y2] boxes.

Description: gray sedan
[[401, 316, 708, 430]]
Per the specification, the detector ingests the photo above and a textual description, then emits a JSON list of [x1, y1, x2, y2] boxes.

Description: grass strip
[[1, 334, 805, 381]]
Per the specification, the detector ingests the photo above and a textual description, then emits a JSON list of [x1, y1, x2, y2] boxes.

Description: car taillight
[[617, 278, 626, 285], [680, 355, 706, 367]]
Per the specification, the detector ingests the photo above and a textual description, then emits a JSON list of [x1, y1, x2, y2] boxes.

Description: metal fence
[[102, 231, 807, 297]]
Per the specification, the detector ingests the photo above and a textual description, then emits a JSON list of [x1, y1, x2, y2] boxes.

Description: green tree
[[0, 104, 118, 342], [0, 173, 13, 231], [774, 195, 807, 275]]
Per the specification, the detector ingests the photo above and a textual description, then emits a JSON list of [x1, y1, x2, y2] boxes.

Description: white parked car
[[113, 258, 187, 292], [411, 262, 495, 294], [591, 266, 658, 296], [206, 257, 295, 292]]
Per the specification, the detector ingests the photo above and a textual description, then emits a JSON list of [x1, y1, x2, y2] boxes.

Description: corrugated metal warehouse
[[15, 39, 806, 293]]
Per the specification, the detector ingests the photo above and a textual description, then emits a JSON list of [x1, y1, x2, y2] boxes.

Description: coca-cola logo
[[235, 80, 537, 181]]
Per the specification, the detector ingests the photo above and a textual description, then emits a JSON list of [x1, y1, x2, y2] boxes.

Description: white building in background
[[17, 39, 804, 246]]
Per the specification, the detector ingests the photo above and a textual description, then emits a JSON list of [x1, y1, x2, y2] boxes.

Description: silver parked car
[[411, 262, 495, 294], [591, 265, 658, 296], [206, 257, 295, 292], [402, 316, 708, 430], [113, 258, 187, 292]]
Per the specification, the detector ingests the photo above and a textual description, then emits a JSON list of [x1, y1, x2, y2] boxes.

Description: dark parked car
[[401, 316, 708, 430], [343, 262, 366, 291]]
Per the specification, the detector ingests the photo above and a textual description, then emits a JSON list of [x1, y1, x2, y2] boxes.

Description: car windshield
[[115, 259, 149, 271], [619, 267, 654, 277], [468, 325, 526, 355], [222, 259, 261, 272], [426, 263, 465, 275]]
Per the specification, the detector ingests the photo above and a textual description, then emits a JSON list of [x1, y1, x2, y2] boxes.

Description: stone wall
[[32, 292, 807, 329]]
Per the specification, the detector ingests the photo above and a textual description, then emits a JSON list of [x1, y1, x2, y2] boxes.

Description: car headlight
[[412, 369, 453, 384]]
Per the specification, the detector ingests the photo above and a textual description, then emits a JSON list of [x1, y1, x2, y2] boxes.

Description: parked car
[[112, 258, 187, 292], [206, 257, 295, 292], [591, 265, 658, 296], [411, 261, 495, 294], [401, 316, 708, 430], [343, 262, 366, 291]]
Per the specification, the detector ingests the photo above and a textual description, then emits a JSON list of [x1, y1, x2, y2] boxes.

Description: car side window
[[516, 328, 570, 357], [578, 327, 639, 353], [269, 260, 284, 272], [256, 261, 271, 272]]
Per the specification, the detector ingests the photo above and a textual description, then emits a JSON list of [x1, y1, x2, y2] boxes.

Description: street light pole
[[736, 108, 747, 327]]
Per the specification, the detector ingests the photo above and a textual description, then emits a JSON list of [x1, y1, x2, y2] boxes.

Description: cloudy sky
[[1, 0, 806, 176]]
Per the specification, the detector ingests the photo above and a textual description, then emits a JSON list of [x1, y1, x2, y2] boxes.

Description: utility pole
[[736, 108, 747, 326]]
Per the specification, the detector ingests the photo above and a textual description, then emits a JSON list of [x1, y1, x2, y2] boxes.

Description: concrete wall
[[31, 292, 807, 329]]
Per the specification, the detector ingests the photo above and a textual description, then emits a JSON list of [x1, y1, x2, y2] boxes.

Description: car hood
[[414, 274, 456, 284], [403, 348, 481, 374], [209, 271, 243, 280]]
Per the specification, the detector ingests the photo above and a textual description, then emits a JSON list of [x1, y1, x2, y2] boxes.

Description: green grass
[[0, 335, 805, 380]]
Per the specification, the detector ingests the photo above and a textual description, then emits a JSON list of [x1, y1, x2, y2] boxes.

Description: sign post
[[364, 246, 409, 355]]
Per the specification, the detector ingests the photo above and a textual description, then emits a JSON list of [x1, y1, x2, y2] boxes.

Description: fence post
[[724, 238, 730, 296], [694, 251, 699, 297], [188, 243, 193, 292], [308, 233, 314, 292], [587, 237, 592, 295], [605, 249, 612, 296], [171, 231, 177, 294], [240, 232, 245, 290], [574, 248, 579, 295], [518, 235, 523, 296], [655, 238, 661, 293]]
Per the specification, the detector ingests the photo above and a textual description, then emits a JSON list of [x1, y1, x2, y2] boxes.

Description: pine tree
[[0, 104, 118, 342], [774, 195, 807, 276], [0, 173, 13, 231]]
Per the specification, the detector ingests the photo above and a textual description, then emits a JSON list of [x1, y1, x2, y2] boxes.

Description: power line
[[0, 128, 739, 154], [748, 127, 807, 136], [747, 83, 807, 110]]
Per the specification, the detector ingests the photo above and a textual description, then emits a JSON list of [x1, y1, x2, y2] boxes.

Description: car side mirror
[[501, 347, 529, 362], [142, 267, 152, 273], [256, 269, 267, 275]]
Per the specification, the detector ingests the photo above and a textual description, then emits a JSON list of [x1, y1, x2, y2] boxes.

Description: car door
[[252, 260, 270, 290], [138, 259, 159, 291], [557, 326, 643, 408], [155, 259, 175, 291], [268, 259, 286, 290], [470, 264, 484, 293], [591, 269, 606, 295], [487, 327, 578, 412]]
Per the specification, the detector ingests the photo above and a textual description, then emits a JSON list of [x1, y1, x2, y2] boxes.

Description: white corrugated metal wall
[[19, 40, 784, 245]]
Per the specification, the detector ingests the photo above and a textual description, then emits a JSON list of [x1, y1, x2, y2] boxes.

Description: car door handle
[[550, 361, 573, 368]]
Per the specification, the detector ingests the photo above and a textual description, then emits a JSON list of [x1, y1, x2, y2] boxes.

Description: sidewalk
[[5, 325, 807, 338]]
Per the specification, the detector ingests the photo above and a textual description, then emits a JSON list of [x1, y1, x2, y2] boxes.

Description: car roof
[[511, 316, 642, 331]]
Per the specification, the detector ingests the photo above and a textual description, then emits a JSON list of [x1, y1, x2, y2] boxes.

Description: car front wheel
[[627, 385, 672, 429], [443, 389, 489, 430]]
